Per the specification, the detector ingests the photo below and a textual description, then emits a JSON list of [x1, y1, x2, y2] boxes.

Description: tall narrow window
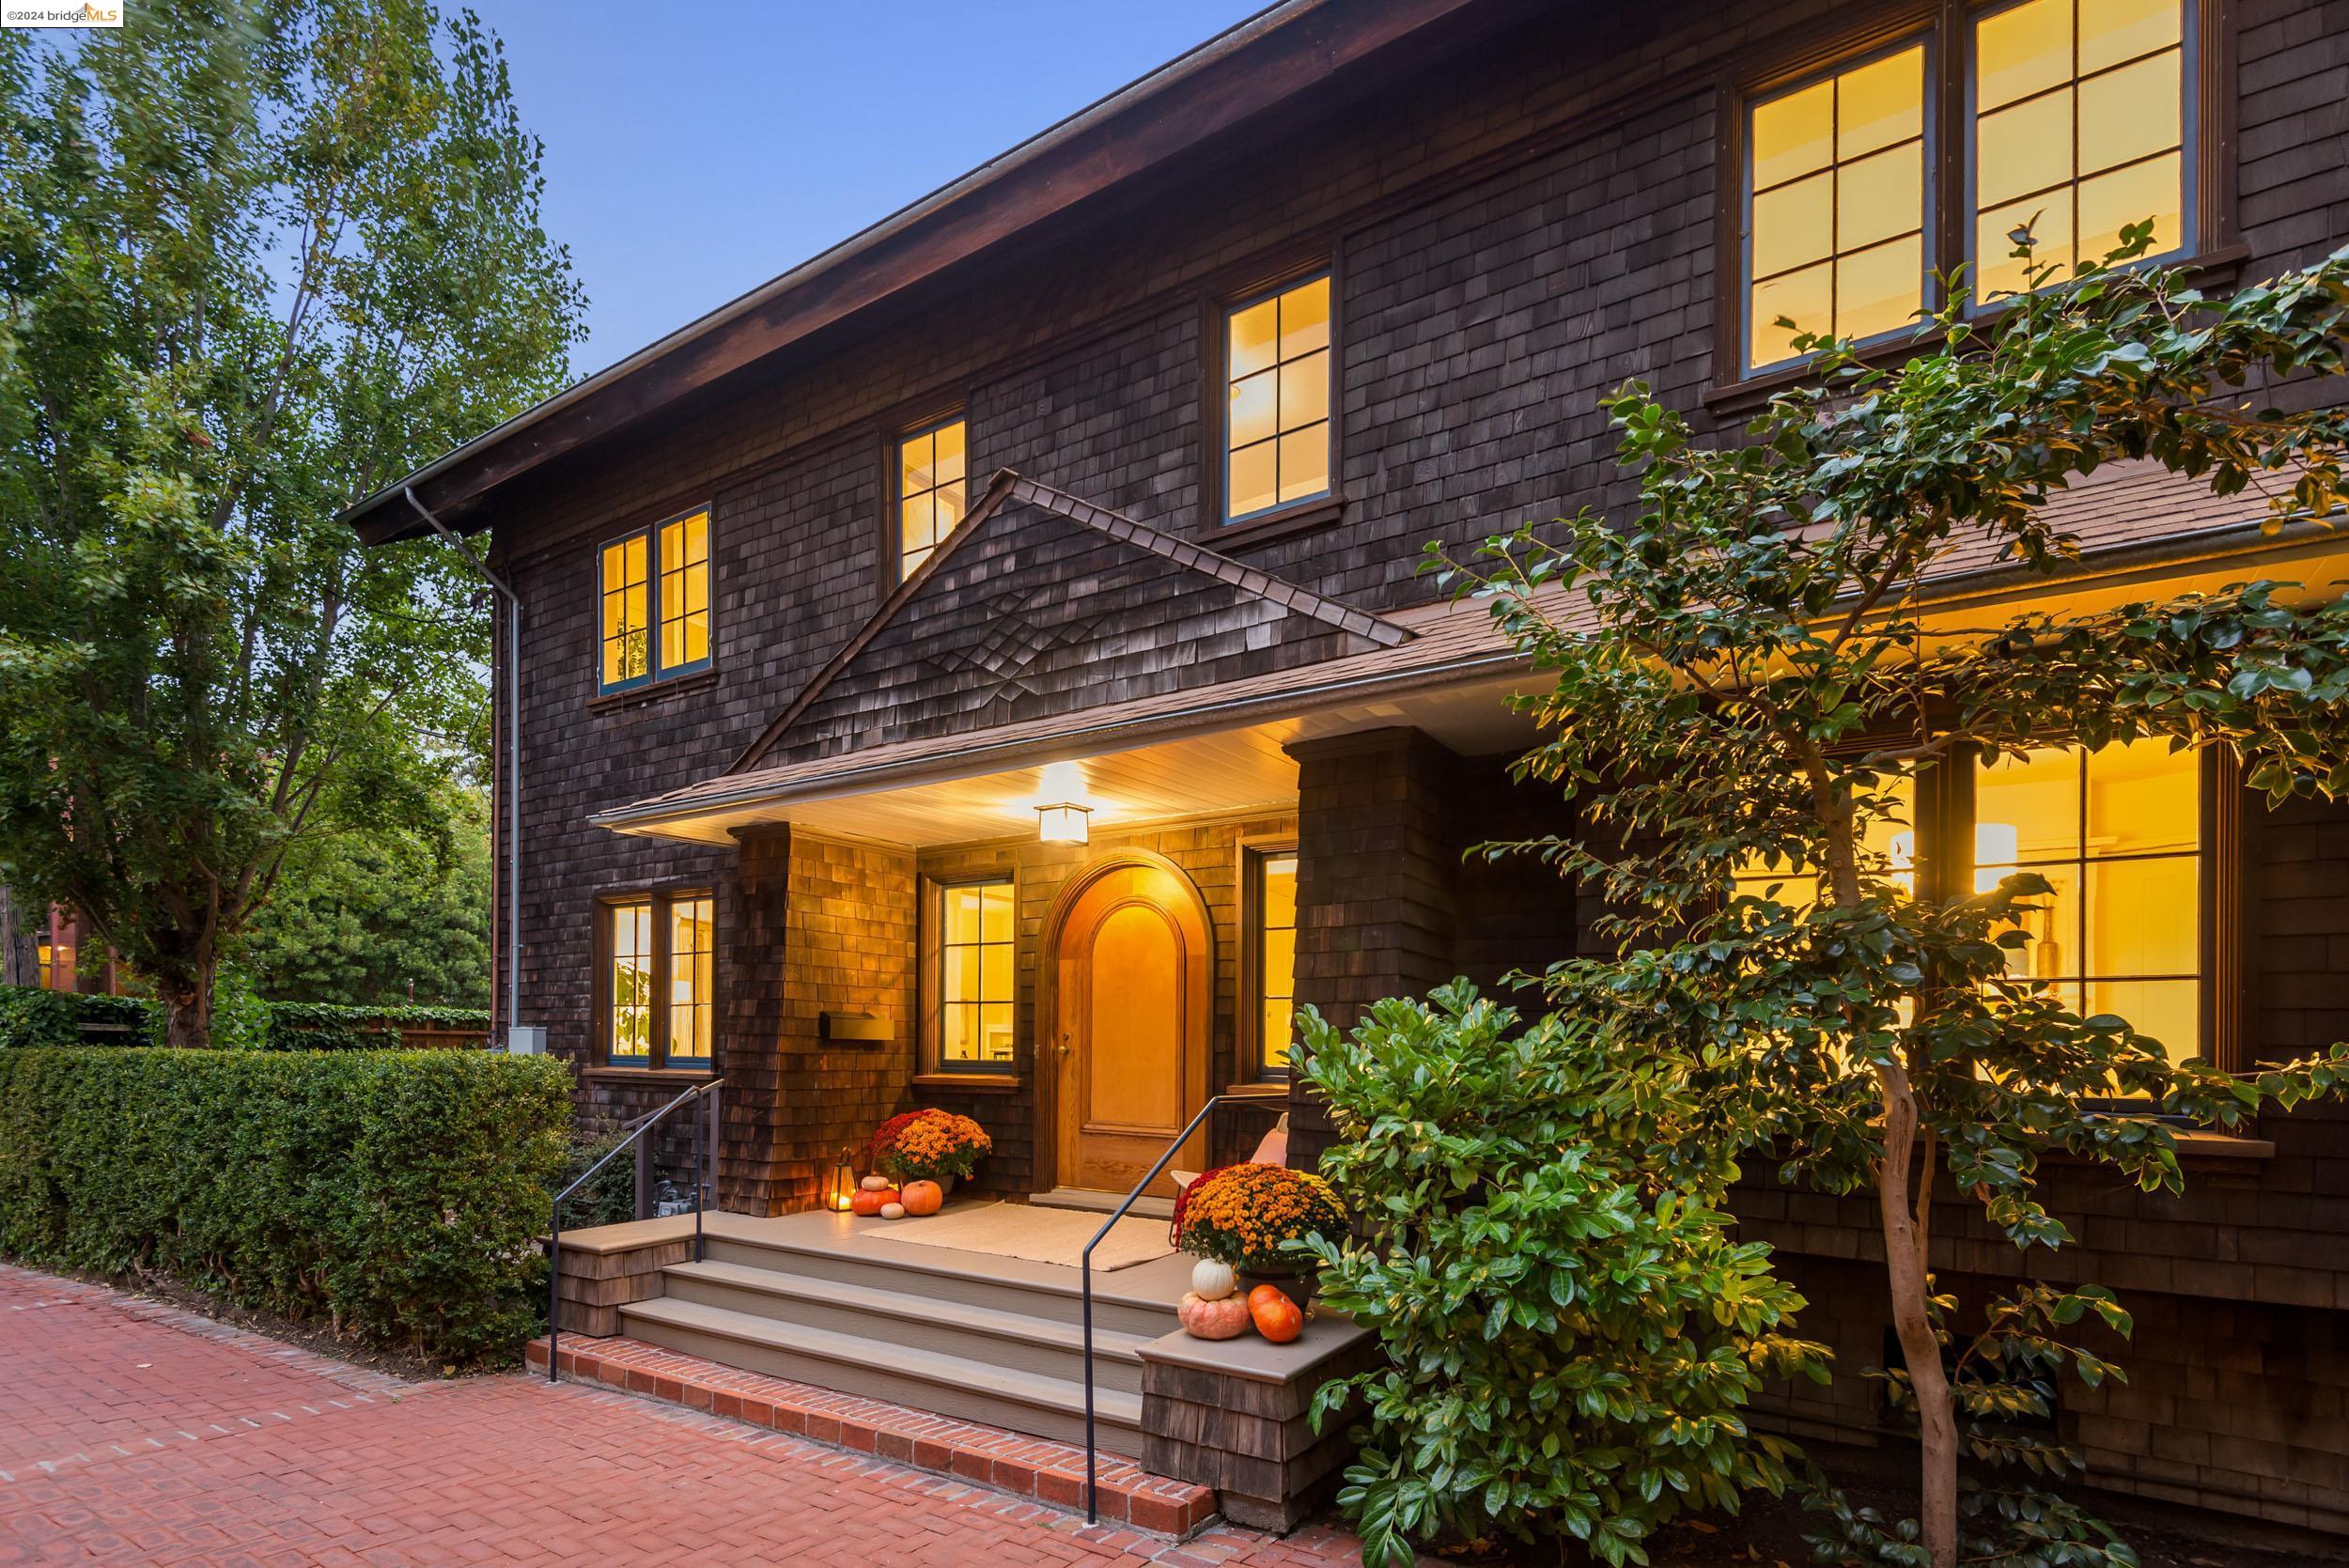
[[602, 890, 715, 1068], [898, 418, 967, 579], [940, 880, 1015, 1071], [599, 534, 650, 691], [1224, 274, 1330, 521], [1973, 739, 2201, 1064], [658, 509, 711, 674], [1970, 0, 2186, 299], [1250, 849, 1299, 1077], [609, 899, 653, 1061], [668, 895, 714, 1064], [597, 506, 713, 693], [1745, 43, 1929, 372]]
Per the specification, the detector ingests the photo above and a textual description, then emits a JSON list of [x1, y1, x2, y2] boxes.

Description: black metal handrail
[[546, 1077, 723, 1384], [1079, 1092, 1238, 1524]]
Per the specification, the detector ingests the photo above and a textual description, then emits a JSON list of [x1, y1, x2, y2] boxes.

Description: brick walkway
[[0, 1264, 1375, 1566]]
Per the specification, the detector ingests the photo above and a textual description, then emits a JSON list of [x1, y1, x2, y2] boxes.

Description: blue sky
[[478, 1, 1269, 377]]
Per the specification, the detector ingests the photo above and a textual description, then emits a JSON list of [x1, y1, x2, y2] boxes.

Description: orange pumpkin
[[849, 1186, 898, 1217], [900, 1179, 944, 1217], [1248, 1283, 1303, 1343]]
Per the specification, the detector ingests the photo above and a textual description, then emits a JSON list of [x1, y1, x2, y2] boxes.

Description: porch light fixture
[[1036, 801, 1092, 846], [822, 1149, 858, 1213]]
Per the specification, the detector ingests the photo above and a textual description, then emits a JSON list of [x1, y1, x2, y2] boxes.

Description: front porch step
[[658, 1259, 1155, 1395], [700, 1227, 1180, 1339], [1028, 1187, 1176, 1221], [616, 1295, 1149, 1457]]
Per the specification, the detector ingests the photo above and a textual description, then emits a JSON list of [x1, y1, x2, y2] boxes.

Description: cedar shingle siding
[[463, 0, 2349, 1536]]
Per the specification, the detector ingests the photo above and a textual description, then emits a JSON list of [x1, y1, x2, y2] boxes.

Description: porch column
[[1283, 727, 1462, 1172], [719, 827, 794, 1212]]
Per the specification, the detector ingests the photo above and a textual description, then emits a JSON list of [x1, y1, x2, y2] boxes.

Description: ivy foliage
[[1300, 984, 1828, 1568], [0, 1046, 569, 1364], [0, 984, 489, 1049], [1435, 233, 2349, 1567]]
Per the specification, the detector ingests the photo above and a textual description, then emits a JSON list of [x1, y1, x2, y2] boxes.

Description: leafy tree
[[1438, 235, 2349, 1566], [0, 0, 582, 1044], [1300, 983, 1828, 1568], [238, 782, 490, 1007]]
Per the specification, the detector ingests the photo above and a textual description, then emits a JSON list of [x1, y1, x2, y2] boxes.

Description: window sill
[[1702, 241, 2255, 421], [911, 1072, 1021, 1094], [1221, 1081, 1291, 1099], [583, 1064, 716, 1086], [589, 667, 718, 715], [1204, 495, 1344, 551]]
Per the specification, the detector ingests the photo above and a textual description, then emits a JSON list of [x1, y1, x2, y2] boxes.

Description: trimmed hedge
[[0, 986, 491, 1050], [0, 1047, 572, 1364]]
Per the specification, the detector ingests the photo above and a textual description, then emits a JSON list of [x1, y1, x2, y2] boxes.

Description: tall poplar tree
[[0, 0, 583, 1043]]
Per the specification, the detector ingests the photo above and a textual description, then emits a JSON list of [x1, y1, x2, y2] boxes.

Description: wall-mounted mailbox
[[820, 1010, 892, 1047]]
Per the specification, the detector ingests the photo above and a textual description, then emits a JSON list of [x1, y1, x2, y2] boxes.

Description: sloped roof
[[592, 460, 2343, 840], [725, 469, 1414, 773]]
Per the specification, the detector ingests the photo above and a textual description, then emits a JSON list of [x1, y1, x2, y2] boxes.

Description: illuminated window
[[599, 535, 649, 691], [1250, 848, 1299, 1077], [1970, 0, 2187, 299], [1224, 274, 1331, 520], [598, 506, 713, 692], [609, 900, 653, 1061], [940, 880, 1015, 1071], [1745, 43, 1929, 372], [658, 511, 711, 675], [1973, 739, 2201, 1065], [668, 896, 714, 1065], [898, 419, 967, 579], [603, 891, 715, 1068]]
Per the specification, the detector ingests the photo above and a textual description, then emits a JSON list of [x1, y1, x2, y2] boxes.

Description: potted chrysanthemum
[[1170, 1161, 1346, 1305]]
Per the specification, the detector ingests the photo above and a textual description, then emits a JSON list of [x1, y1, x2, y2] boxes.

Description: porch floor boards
[[525, 1332, 1221, 1538]]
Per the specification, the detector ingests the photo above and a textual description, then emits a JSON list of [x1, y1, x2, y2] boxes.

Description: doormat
[[884, 1202, 1172, 1272]]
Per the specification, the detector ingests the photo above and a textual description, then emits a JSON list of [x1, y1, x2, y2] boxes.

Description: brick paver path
[[0, 1264, 1374, 1566]]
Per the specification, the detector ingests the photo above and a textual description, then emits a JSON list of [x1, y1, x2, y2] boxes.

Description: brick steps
[[525, 1333, 1219, 1538]]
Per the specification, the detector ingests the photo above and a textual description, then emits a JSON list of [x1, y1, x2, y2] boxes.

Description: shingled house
[[349, 0, 2349, 1538]]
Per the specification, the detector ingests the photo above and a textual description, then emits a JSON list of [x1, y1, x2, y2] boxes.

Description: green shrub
[[1299, 982, 1829, 1568], [0, 1046, 571, 1364], [0, 986, 157, 1048], [559, 1117, 640, 1230], [0, 986, 491, 1051]]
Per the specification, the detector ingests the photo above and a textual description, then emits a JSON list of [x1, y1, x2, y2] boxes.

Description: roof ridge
[[723, 468, 1409, 775]]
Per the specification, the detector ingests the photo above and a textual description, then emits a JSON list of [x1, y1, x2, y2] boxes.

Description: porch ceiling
[[597, 674, 1535, 848]]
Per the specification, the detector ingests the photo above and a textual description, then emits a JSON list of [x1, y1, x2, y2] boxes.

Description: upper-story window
[[1969, 0, 2186, 299], [897, 418, 967, 580], [1746, 43, 1930, 373], [1738, 0, 2197, 377], [1223, 274, 1330, 522], [598, 505, 712, 693]]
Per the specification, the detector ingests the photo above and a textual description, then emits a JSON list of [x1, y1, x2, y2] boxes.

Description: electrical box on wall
[[506, 1025, 547, 1056]]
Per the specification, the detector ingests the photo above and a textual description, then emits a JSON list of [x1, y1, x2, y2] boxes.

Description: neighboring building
[[349, 0, 2349, 1537]]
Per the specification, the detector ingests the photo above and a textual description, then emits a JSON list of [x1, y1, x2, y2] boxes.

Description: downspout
[[405, 488, 529, 1050]]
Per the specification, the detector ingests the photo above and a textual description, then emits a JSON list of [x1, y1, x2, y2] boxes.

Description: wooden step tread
[[662, 1259, 1157, 1361], [618, 1296, 1146, 1430]]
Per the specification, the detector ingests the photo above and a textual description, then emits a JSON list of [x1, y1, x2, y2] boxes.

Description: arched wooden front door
[[1049, 857, 1211, 1197]]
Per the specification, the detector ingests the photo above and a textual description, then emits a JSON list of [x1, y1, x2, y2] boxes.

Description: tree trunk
[[1877, 1061, 1958, 1568], [0, 884, 35, 986], [162, 959, 214, 1048]]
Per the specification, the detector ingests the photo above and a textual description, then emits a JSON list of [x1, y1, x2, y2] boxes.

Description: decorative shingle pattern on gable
[[728, 470, 1411, 773]]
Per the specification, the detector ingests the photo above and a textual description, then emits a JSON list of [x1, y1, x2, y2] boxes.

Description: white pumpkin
[[879, 1201, 907, 1219], [1190, 1259, 1237, 1301], [860, 1175, 892, 1191]]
